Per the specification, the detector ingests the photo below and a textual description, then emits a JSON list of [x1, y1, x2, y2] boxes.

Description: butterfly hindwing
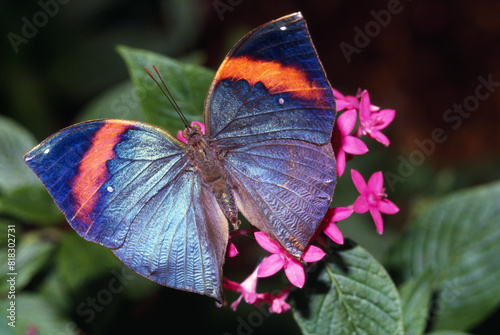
[[24, 120, 227, 301], [205, 12, 335, 147], [224, 140, 336, 258]]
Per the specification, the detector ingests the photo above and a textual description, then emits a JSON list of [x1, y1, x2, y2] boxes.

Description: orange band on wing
[[215, 56, 326, 101], [71, 122, 130, 227]]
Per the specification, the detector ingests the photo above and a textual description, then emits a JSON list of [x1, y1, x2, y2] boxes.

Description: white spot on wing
[[278, 98, 285, 105], [43, 148, 50, 154], [280, 26, 287, 31], [107, 186, 114, 193]]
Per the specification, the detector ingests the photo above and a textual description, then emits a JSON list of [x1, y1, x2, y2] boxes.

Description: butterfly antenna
[[144, 65, 190, 128]]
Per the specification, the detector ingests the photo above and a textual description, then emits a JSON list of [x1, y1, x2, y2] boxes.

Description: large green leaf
[[76, 81, 147, 123], [56, 232, 121, 290], [0, 185, 63, 225], [0, 115, 39, 192], [0, 294, 77, 335], [387, 181, 500, 331], [0, 231, 54, 294], [0, 116, 63, 224], [426, 332, 473, 335], [117, 45, 214, 134], [399, 270, 434, 335], [293, 244, 404, 335]]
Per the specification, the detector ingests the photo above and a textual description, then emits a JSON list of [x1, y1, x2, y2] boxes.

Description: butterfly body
[[24, 12, 336, 303], [185, 124, 240, 229]]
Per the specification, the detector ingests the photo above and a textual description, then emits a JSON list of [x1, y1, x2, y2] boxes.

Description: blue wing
[[204, 12, 337, 257], [205, 12, 335, 147], [224, 140, 336, 258], [24, 120, 228, 302]]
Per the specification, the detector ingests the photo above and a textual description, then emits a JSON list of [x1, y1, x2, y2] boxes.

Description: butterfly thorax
[[185, 126, 240, 230]]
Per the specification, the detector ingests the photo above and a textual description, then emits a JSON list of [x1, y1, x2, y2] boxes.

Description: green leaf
[[0, 185, 64, 225], [0, 116, 63, 224], [426, 332, 473, 335], [56, 232, 121, 290], [293, 244, 404, 335], [0, 115, 39, 192], [399, 270, 434, 335], [117, 45, 214, 134], [0, 231, 54, 293], [0, 293, 78, 335], [387, 181, 500, 331], [76, 80, 147, 123]]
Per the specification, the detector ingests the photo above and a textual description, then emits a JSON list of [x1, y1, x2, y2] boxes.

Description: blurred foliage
[[1, 0, 500, 334]]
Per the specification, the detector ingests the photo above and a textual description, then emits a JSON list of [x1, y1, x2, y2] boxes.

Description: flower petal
[[336, 149, 346, 177], [230, 295, 243, 311], [370, 129, 391, 146], [367, 171, 384, 193], [343, 136, 369, 155], [228, 241, 239, 257], [332, 87, 346, 99], [330, 207, 354, 222], [359, 90, 371, 118], [240, 267, 259, 297], [369, 208, 384, 234], [376, 109, 395, 128], [284, 258, 305, 288], [257, 254, 284, 278], [378, 199, 400, 214], [351, 169, 368, 195], [302, 245, 326, 262], [177, 130, 187, 144], [254, 231, 282, 254], [270, 297, 291, 314], [223, 278, 242, 293], [324, 221, 344, 244], [336, 100, 352, 111], [270, 287, 291, 313], [337, 109, 357, 135]]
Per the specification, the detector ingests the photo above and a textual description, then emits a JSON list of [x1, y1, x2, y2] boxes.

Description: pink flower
[[255, 232, 325, 288], [224, 266, 292, 313], [269, 287, 291, 313], [224, 267, 262, 311], [357, 90, 395, 146], [332, 109, 369, 177], [332, 88, 380, 113], [351, 169, 399, 234], [177, 121, 205, 143], [227, 241, 238, 257], [322, 207, 353, 244]]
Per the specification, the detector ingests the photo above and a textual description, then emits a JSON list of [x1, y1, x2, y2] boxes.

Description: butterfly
[[24, 12, 336, 304]]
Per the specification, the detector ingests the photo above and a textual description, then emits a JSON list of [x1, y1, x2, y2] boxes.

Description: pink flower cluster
[[177, 88, 398, 313]]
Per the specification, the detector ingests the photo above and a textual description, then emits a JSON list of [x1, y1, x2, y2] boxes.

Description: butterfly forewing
[[205, 12, 336, 147], [24, 120, 227, 302]]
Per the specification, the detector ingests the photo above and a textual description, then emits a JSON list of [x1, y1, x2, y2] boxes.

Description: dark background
[[1, 0, 499, 334]]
